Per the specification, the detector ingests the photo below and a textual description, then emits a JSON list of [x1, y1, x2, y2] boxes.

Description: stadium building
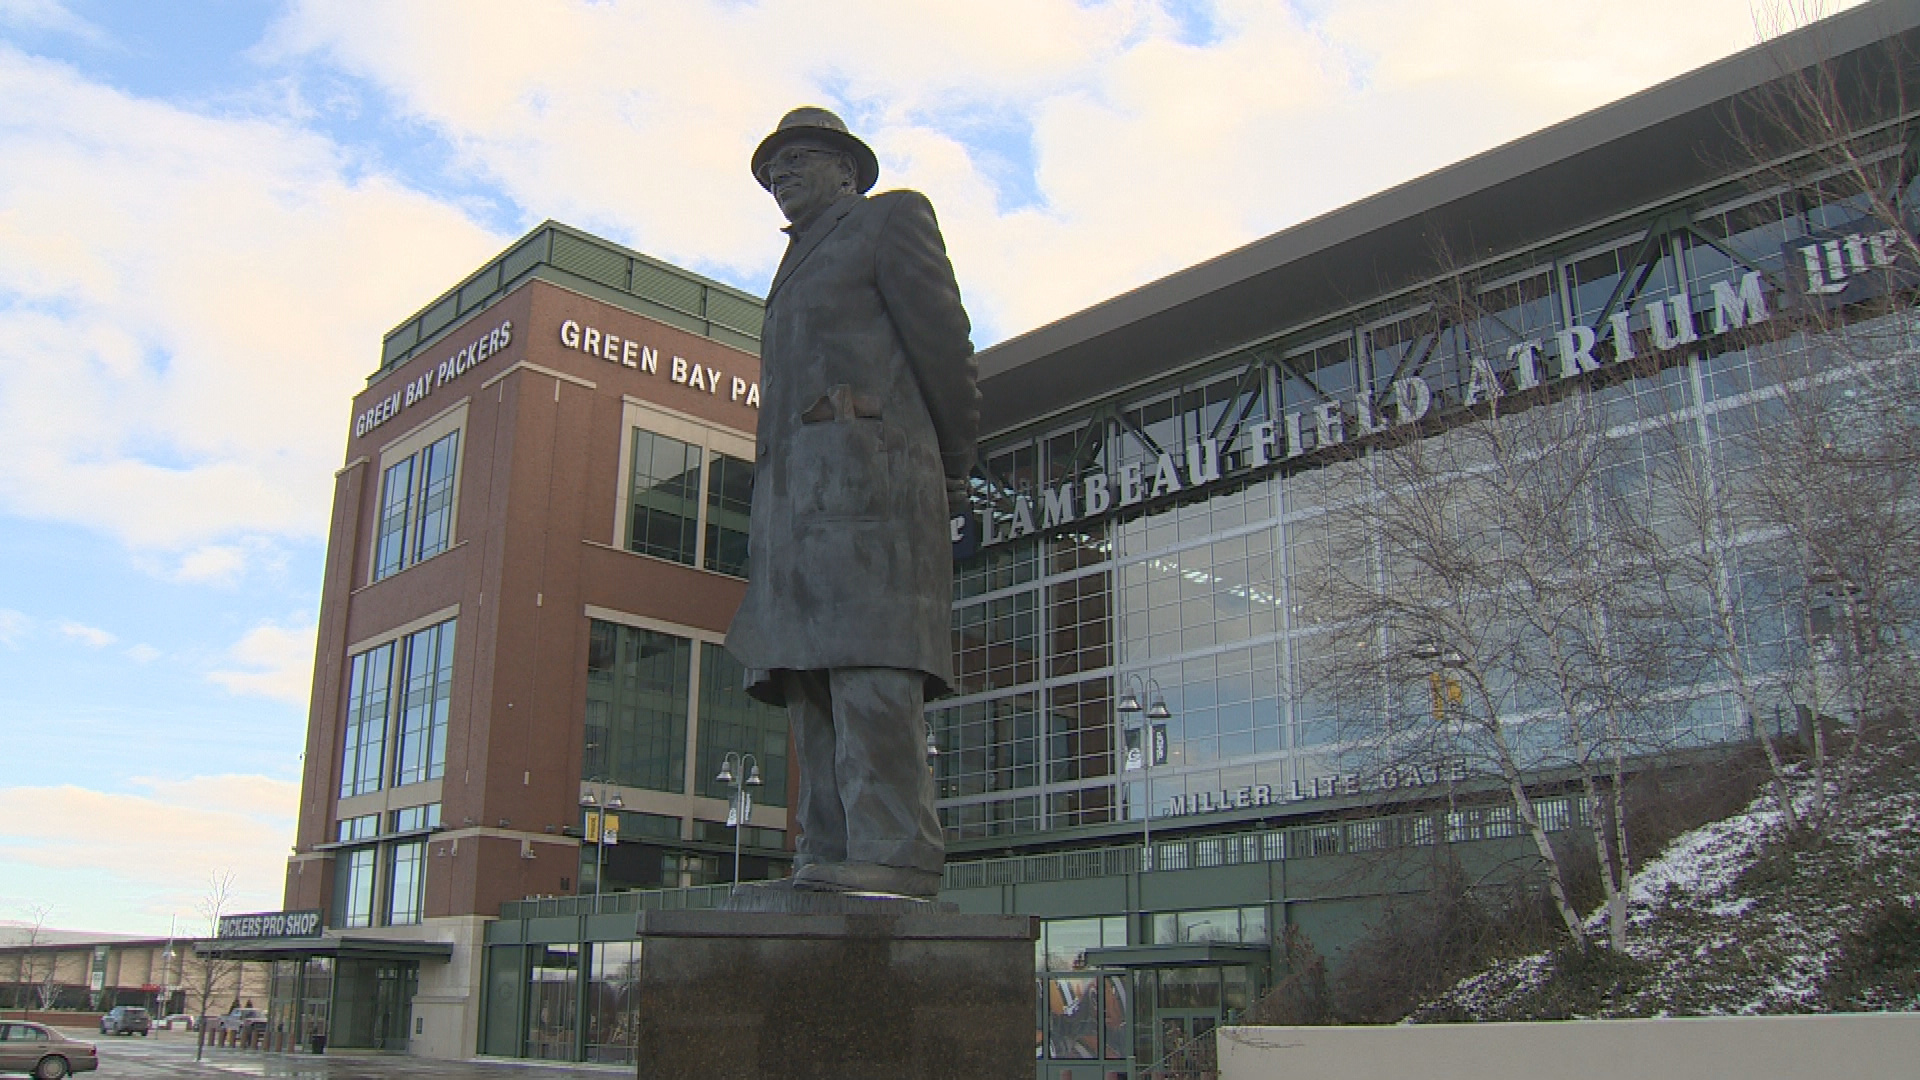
[[254, 1, 1920, 1073]]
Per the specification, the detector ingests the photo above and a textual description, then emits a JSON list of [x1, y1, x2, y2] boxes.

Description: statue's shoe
[[792, 860, 941, 898]]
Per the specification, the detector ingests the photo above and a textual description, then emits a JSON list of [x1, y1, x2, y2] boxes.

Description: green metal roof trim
[[194, 936, 455, 961], [1083, 943, 1272, 968], [372, 220, 766, 386]]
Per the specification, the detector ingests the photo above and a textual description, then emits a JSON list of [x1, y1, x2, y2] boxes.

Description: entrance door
[[1154, 1012, 1218, 1074], [332, 959, 418, 1052], [369, 963, 417, 1052], [1150, 966, 1225, 1075]]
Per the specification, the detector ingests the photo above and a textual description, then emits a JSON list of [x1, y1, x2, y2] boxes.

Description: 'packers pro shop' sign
[[217, 909, 323, 940], [955, 223, 1913, 557]]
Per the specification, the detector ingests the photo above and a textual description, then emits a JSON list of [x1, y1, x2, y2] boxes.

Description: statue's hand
[[945, 476, 971, 518]]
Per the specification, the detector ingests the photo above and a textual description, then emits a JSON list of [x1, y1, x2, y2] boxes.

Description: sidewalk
[[66, 1028, 635, 1080]]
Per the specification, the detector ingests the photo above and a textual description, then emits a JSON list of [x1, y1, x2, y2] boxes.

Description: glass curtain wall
[[482, 943, 641, 1064], [936, 157, 1911, 842], [583, 621, 691, 792], [695, 643, 789, 808]]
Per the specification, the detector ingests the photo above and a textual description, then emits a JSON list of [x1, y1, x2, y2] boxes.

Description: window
[[1150, 906, 1268, 945], [617, 409, 755, 576], [372, 420, 464, 583], [393, 620, 456, 786], [340, 644, 394, 798], [696, 642, 788, 807], [933, 694, 1039, 800], [952, 590, 1040, 694], [373, 457, 414, 581], [415, 432, 460, 560], [387, 840, 426, 925], [692, 821, 786, 849], [1038, 916, 1129, 971], [338, 847, 376, 928], [337, 814, 378, 843], [342, 617, 456, 799], [585, 942, 642, 1064], [391, 803, 441, 833], [626, 430, 703, 565], [527, 945, 579, 1061], [703, 453, 754, 577], [583, 620, 691, 792]]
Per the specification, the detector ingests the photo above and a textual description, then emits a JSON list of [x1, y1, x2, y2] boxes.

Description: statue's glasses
[[759, 145, 844, 184]]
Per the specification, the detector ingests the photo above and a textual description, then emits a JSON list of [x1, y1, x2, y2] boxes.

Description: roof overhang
[[1084, 943, 1271, 969], [974, 0, 1920, 437], [194, 936, 454, 963]]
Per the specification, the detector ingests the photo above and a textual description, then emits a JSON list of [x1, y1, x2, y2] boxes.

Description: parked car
[[216, 1007, 265, 1033], [97, 1008, 150, 1037], [215, 1008, 267, 1046], [154, 1014, 196, 1031], [0, 1021, 98, 1079]]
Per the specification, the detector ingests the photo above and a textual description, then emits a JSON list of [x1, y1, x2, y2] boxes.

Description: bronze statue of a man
[[725, 107, 979, 898]]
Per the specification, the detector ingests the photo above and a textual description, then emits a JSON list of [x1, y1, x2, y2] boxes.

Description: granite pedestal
[[631, 889, 1036, 1079]]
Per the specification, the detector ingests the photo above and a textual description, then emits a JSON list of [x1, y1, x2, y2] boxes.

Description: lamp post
[[715, 752, 763, 889], [1117, 674, 1171, 872], [579, 783, 625, 911], [157, 914, 178, 1019]]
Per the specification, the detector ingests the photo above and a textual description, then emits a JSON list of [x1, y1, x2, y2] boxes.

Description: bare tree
[[1646, 3, 1920, 833], [8, 904, 54, 1021], [1294, 385, 1674, 947], [191, 870, 240, 1061], [1720, 327, 1920, 828], [1632, 393, 1808, 833], [1291, 247, 1703, 950]]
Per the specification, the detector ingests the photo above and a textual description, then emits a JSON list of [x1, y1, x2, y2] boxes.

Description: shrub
[[1823, 898, 1920, 1009]]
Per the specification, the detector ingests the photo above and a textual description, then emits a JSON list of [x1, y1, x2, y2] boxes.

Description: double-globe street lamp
[[579, 783, 624, 910], [715, 752, 763, 889], [1117, 674, 1172, 872]]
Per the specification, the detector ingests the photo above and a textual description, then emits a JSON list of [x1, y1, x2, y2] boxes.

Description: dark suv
[[98, 1007, 149, 1037]]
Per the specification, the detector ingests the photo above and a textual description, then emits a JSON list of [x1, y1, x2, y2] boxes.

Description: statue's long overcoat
[[725, 191, 978, 705]]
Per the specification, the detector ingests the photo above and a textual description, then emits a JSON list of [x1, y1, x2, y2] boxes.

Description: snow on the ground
[[1421, 740, 1920, 1020]]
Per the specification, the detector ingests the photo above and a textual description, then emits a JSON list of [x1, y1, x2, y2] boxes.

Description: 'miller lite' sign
[[954, 225, 1912, 556]]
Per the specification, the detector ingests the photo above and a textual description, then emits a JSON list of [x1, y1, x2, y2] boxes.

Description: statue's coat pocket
[[791, 403, 891, 522]]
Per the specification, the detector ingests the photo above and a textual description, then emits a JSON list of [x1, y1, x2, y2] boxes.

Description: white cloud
[[170, 543, 251, 586], [0, 0, 1856, 574], [0, 775, 296, 932], [56, 618, 115, 647], [0, 0, 101, 42], [208, 620, 316, 705], [0, 45, 503, 558], [125, 643, 161, 663], [0, 608, 28, 647], [263, 0, 1845, 342]]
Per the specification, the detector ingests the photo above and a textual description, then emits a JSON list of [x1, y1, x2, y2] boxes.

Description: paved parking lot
[[37, 1029, 628, 1080]]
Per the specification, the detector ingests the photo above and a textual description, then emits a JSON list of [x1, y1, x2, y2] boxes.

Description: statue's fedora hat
[[752, 106, 879, 194]]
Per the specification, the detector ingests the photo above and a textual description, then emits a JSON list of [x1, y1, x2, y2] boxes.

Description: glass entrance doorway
[[265, 958, 334, 1054], [1085, 956, 1262, 1079], [1153, 1012, 1217, 1076], [331, 960, 418, 1052]]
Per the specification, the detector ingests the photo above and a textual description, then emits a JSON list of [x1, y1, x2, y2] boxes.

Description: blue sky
[[0, 0, 1843, 935]]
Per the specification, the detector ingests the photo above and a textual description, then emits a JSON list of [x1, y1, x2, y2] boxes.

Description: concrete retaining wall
[[1219, 1013, 1920, 1079]]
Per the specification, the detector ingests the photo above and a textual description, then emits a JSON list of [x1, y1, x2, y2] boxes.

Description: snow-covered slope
[[1421, 737, 1920, 1020]]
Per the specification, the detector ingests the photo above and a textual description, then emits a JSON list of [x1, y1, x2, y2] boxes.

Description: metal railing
[[497, 797, 1583, 916], [499, 883, 733, 921], [942, 796, 1581, 891]]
